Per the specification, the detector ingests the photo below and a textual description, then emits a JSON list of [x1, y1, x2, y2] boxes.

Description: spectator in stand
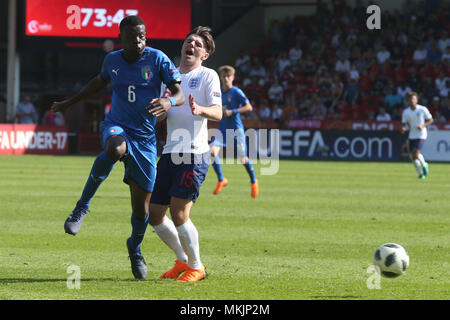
[[269, 19, 281, 40], [397, 82, 412, 98], [435, 71, 449, 94], [301, 53, 316, 76], [413, 42, 428, 65], [288, 41, 302, 66], [342, 78, 360, 105], [407, 67, 421, 90], [427, 42, 442, 62], [336, 44, 351, 61], [309, 94, 327, 120], [376, 45, 391, 65], [384, 87, 404, 108], [321, 87, 335, 111], [348, 64, 360, 81], [359, 69, 372, 91], [441, 47, 450, 62], [42, 109, 65, 126], [283, 93, 299, 121], [437, 31, 450, 54], [439, 79, 449, 100], [376, 107, 392, 121], [258, 99, 271, 120], [271, 103, 283, 125], [244, 77, 264, 101], [248, 58, 267, 86], [277, 52, 291, 74], [15, 95, 38, 124], [267, 79, 284, 103], [335, 56, 351, 74], [434, 110, 447, 122], [331, 28, 343, 49], [422, 75, 439, 104], [316, 69, 333, 91], [429, 96, 442, 115], [235, 50, 250, 74]]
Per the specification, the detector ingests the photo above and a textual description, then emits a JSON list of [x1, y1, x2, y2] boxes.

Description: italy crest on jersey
[[141, 65, 152, 80]]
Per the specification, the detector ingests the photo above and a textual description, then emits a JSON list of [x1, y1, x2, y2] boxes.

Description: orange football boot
[[176, 265, 206, 282], [251, 180, 259, 198], [212, 177, 228, 195], [160, 260, 188, 279]]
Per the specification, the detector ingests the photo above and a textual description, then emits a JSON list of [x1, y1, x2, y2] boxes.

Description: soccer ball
[[373, 243, 409, 278]]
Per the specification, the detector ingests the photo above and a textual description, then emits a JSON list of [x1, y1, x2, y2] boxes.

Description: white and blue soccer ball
[[373, 243, 410, 278]]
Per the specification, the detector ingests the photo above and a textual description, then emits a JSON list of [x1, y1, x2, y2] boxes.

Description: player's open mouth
[[186, 49, 194, 56]]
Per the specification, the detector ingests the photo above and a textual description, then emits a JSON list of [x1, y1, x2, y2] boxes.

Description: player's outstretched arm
[[189, 94, 222, 121], [51, 75, 108, 113], [147, 82, 185, 117]]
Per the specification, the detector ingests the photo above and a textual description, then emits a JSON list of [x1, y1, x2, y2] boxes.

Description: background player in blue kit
[[51, 16, 185, 280], [210, 65, 259, 198]]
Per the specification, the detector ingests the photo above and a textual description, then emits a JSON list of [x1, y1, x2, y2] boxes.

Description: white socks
[[413, 159, 422, 175], [152, 218, 202, 270], [152, 218, 188, 264], [176, 219, 202, 270], [417, 153, 426, 167]]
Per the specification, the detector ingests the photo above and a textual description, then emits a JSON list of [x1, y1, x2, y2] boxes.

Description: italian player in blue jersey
[[210, 65, 259, 198], [51, 16, 185, 280]]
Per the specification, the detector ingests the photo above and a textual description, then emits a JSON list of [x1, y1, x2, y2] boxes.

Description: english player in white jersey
[[148, 26, 222, 282], [401, 92, 433, 179]]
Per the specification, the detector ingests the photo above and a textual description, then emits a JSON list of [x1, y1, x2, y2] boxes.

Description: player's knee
[[105, 136, 126, 161]]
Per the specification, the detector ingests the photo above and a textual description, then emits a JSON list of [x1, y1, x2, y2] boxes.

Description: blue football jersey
[[218, 86, 249, 130], [100, 47, 181, 139]]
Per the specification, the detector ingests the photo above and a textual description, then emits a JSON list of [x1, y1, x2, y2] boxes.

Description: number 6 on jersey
[[128, 85, 136, 102]]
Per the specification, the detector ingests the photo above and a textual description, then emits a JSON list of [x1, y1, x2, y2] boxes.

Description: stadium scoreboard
[[24, 0, 191, 40]]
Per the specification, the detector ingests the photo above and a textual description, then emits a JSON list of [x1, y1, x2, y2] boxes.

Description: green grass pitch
[[0, 155, 449, 300]]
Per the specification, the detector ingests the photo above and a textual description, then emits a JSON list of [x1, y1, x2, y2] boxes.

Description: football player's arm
[[189, 94, 222, 121], [223, 102, 252, 117], [51, 75, 109, 112], [147, 82, 185, 117], [419, 117, 434, 129]]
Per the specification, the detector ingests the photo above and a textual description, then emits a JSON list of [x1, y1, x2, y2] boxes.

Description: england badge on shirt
[[141, 66, 152, 80]]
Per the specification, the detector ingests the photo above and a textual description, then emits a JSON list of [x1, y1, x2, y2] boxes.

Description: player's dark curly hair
[[119, 15, 145, 31], [186, 26, 215, 55]]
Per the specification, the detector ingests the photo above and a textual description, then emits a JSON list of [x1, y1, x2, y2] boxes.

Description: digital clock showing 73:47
[[67, 7, 138, 29]]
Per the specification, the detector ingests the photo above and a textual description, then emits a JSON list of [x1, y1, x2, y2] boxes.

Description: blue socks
[[129, 214, 149, 252], [213, 154, 257, 184], [212, 155, 224, 182], [78, 152, 115, 208], [244, 160, 257, 184]]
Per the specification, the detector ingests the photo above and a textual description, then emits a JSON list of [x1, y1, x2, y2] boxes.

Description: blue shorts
[[150, 152, 210, 205], [211, 127, 247, 157], [100, 121, 157, 192], [408, 139, 425, 151]]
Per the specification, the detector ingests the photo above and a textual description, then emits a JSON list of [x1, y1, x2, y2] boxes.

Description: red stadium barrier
[[0, 124, 68, 155]]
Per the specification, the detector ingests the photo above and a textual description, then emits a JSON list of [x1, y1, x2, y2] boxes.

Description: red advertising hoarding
[[25, 0, 191, 39], [0, 125, 68, 155]]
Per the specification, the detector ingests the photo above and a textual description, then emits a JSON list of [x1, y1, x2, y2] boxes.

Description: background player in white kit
[[148, 26, 222, 282], [401, 92, 434, 179]]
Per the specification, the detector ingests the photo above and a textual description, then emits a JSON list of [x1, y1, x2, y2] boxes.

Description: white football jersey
[[401, 104, 433, 139], [162, 66, 222, 154]]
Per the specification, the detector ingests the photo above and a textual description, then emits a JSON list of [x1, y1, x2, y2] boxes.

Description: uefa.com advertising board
[[0, 125, 449, 162]]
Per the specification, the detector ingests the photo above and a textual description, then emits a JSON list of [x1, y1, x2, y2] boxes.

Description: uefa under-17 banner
[[0, 124, 68, 155]]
